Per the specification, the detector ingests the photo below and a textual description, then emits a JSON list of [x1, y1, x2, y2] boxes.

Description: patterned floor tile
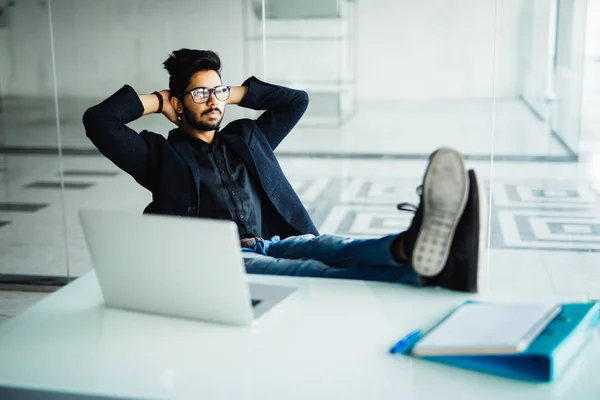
[[60, 170, 120, 177], [290, 178, 332, 203], [338, 179, 420, 205], [25, 181, 95, 190], [494, 209, 600, 251], [0, 202, 49, 212], [318, 204, 412, 237], [490, 181, 600, 251], [492, 182, 600, 209]]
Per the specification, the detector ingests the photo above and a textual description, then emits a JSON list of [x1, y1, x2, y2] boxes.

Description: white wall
[[587, 0, 600, 56], [0, 0, 247, 98], [520, 0, 554, 118], [1, 0, 55, 98], [355, 0, 524, 100], [1, 0, 528, 102], [552, 0, 588, 151]]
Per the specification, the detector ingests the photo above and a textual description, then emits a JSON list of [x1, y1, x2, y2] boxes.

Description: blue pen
[[390, 329, 423, 354]]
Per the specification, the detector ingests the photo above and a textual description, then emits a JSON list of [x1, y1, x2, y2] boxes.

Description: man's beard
[[182, 105, 224, 131]]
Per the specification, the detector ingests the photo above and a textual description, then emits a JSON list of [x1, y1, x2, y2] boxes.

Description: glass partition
[[0, 0, 69, 282], [489, 0, 597, 297], [43, 0, 251, 276], [260, 0, 597, 296], [1, 0, 598, 299], [260, 0, 497, 291]]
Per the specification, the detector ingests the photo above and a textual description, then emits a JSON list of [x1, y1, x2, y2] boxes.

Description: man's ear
[[171, 96, 184, 116]]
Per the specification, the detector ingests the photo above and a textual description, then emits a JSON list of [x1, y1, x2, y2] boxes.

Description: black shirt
[[188, 133, 263, 239]]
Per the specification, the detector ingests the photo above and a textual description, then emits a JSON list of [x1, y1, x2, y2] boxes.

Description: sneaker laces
[[397, 202, 418, 213], [396, 185, 423, 213], [396, 185, 424, 262]]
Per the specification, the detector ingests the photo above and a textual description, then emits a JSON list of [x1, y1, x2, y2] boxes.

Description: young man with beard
[[84, 49, 487, 292]]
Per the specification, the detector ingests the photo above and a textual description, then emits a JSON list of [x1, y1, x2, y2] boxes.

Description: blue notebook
[[390, 301, 600, 382]]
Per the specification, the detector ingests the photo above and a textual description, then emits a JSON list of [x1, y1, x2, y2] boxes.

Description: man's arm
[[231, 77, 309, 150], [225, 86, 249, 105], [83, 86, 176, 190]]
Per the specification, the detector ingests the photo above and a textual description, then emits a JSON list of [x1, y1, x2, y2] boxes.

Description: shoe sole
[[412, 148, 468, 277]]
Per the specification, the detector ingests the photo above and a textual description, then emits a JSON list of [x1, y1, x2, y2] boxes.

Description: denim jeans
[[242, 234, 420, 286]]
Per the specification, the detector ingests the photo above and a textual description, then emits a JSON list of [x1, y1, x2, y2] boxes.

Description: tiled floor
[[281, 99, 569, 157], [1, 155, 600, 290]]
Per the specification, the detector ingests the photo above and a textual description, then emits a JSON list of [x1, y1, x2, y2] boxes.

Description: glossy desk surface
[[0, 272, 598, 399]]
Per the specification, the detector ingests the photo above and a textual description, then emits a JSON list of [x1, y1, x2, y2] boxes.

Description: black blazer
[[83, 76, 319, 239]]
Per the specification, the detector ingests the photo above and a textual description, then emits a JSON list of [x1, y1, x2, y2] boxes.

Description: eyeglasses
[[184, 85, 231, 104]]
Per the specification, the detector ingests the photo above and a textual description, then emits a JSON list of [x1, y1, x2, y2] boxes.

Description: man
[[84, 49, 487, 293]]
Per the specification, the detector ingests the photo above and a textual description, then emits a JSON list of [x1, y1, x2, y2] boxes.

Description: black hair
[[162, 49, 222, 97]]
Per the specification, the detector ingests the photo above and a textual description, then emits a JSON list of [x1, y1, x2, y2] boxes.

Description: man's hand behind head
[[161, 90, 181, 126]]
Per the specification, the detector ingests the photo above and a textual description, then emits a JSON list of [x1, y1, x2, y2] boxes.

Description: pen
[[390, 329, 422, 354]]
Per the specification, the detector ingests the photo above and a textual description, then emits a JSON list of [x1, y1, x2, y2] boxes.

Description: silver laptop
[[79, 210, 296, 326]]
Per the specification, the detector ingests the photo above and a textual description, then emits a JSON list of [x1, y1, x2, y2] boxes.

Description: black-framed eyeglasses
[[184, 85, 231, 104]]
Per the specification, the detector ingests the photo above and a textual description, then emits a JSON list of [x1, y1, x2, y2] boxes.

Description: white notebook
[[411, 302, 562, 356]]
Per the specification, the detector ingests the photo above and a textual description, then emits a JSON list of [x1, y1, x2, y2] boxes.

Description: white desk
[[0, 272, 598, 399]]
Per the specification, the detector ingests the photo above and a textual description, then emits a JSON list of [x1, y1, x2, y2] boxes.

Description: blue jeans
[[242, 234, 420, 286]]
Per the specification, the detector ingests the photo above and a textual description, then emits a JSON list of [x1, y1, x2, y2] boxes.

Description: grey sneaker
[[397, 150, 488, 292], [404, 148, 469, 277]]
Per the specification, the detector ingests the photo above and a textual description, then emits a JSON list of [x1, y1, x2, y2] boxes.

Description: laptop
[[79, 209, 296, 326]]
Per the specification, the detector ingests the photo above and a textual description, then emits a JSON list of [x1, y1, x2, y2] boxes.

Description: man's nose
[[206, 92, 219, 107]]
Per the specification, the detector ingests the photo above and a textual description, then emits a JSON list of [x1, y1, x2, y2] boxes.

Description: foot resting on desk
[[394, 148, 488, 293]]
